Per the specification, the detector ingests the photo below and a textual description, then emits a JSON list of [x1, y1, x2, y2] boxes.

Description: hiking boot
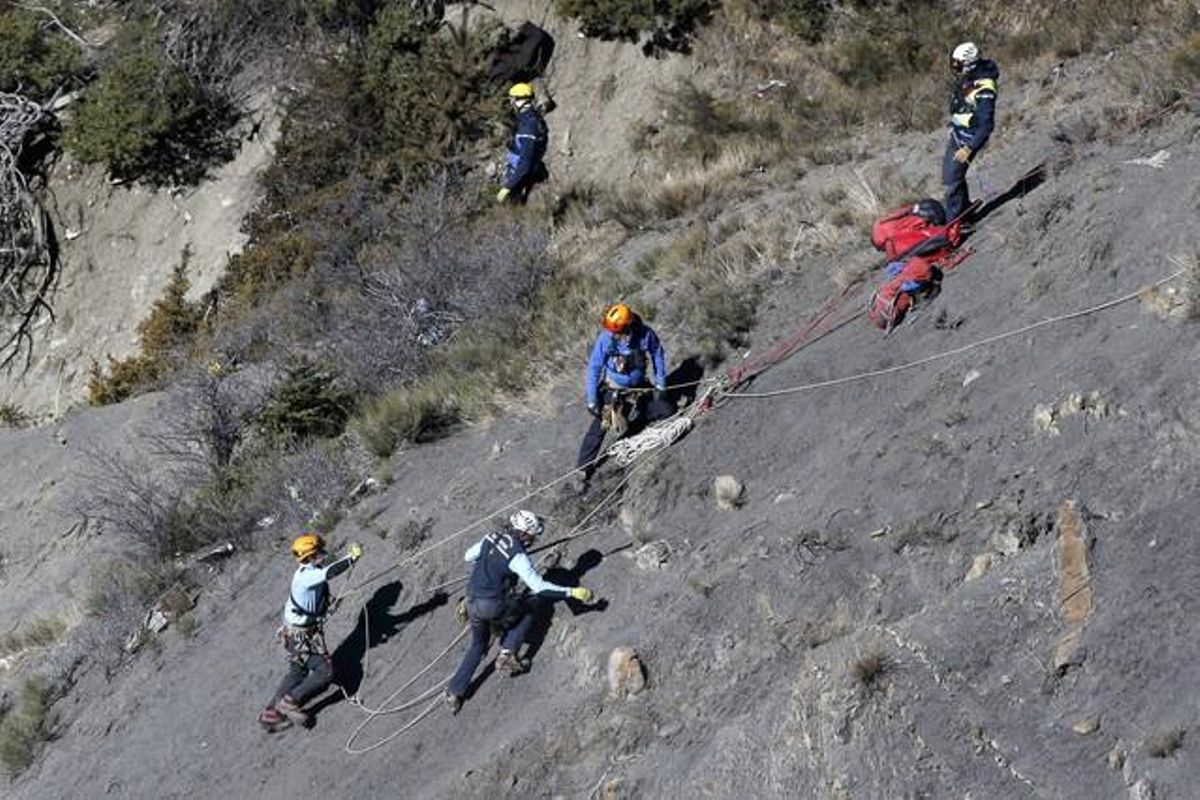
[[494, 649, 530, 676], [443, 690, 462, 715], [257, 707, 292, 733], [274, 695, 309, 726]]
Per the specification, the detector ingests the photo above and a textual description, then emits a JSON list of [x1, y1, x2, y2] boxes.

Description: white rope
[[606, 416, 693, 467], [728, 267, 1187, 400], [341, 450, 666, 754]]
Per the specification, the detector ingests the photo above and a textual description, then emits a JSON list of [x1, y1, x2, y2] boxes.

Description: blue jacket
[[949, 59, 999, 151], [503, 107, 548, 190], [585, 321, 667, 408], [465, 528, 570, 602]]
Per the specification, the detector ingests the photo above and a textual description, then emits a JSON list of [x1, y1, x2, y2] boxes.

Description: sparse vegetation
[[0, 402, 29, 428], [88, 252, 204, 406], [0, 677, 53, 777], [556, 0, 720, 54], [0, 615, 69, 656], [851, 650, 889, 689], [0, 7, 82, 98]]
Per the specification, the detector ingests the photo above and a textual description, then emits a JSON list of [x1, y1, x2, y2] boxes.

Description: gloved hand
[[954, 146, 972, 164], [496, 187, 511, 203], [348, 542, 363, 561], [568, 586, 594, 603]]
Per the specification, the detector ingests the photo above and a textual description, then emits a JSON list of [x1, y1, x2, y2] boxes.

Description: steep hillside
[[4, 28, 1197, 799]]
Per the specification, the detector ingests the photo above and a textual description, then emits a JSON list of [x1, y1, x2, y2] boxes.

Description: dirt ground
[[2, 25, 1199, 800]]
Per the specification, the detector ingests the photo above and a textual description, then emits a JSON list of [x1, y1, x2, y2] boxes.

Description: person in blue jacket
[[943, 42, 999, 221], [496, 82, 548, 204], [575, 303, 673, 488], [443, 510, 593, 713]]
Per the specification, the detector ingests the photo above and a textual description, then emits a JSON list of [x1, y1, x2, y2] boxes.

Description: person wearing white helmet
[[443, 510, 594, 712], [943, 41, 999, 221]]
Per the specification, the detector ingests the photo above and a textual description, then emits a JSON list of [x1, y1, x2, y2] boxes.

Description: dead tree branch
[[0, 91, 58, 372]]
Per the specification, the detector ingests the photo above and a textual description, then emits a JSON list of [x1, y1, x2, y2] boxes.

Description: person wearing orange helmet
[[257, 533, 362, 732], [575, 303, 672, 488]]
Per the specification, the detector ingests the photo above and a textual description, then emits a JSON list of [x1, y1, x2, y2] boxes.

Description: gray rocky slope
[[5, 51, 1200, 800]]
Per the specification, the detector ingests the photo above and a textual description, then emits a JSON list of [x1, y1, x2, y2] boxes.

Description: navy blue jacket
[[503, 107, 548, 190], [949, 59, 999, 151], [466, 528, 569, 602]]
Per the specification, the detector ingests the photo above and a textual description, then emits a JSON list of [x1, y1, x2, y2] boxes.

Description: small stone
[[1107, 746, 1125, 771], [1129, 779, 1155, 800], [1033, 404, 1059, 435], [964, 553, 993, 581], [975, 499, 993, 510], [773, 492, 796, 504], [1052, 629, 1086, 672], [1073, 717, 1100, 735], [962, 369, 982, 387], [634, 541, 670, 571], [869, 526, 888, 539], [714, 475, 745, 510], [607, 647, 647, 698], [657, 722, 683, 739]]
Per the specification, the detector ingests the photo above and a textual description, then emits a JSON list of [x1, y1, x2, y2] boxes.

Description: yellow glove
[[496, 187, 511, 203], [348, 542, 363, 561], [954, 146, 972, 164], [568, 586, 593, 603]]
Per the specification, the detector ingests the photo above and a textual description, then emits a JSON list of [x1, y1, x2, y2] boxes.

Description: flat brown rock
[[1056, 500, 1093, 623]]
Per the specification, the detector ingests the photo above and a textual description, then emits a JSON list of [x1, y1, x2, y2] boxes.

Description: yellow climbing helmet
[[508, 82, 535, 100], [291, 533, 325, 562], [602, 303, 633, 334]]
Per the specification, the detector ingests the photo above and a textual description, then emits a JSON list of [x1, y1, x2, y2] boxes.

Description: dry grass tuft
[[851, 650, 890, 689]]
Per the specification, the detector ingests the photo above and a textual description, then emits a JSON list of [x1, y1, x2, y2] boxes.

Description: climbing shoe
[[257, 707, 292, 733], [443, 690, 462, 715], [274, 695, 310, 726], [494, 649, 530, 676]]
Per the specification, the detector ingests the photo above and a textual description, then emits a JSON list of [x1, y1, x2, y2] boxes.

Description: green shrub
[[88, 254, 204, 405], [260, 361, 355, 441], [64, 26, 231, 184], [0, 8, 81, 97], [556, 0, 719, 54], [0, 677, 52, 777]]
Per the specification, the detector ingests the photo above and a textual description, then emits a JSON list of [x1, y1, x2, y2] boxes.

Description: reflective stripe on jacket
[[949, 60, 999, 151]]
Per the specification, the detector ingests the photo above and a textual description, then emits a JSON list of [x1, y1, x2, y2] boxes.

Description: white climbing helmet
[[951, 42, 979, 72], [509, 509, 544, 537]]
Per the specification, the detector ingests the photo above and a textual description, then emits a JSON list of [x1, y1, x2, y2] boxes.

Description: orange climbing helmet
[[291, 533, 326, 562], [602, 303, 633, 334]]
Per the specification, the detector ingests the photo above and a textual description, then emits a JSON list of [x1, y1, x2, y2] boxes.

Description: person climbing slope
[[496, 82, 549, 204], [943, 41, 999, 221], [443, 511, 593, 713], [575, 303, 674, 490], [258, 533, 362, 732]]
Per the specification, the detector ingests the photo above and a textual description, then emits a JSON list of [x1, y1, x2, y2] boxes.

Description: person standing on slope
[[496, 82, 549, 204], [258, 533, 361, 732], [943, 41, 999, 221], [575, 303, 674, 490], [443, 510, 593, 713]]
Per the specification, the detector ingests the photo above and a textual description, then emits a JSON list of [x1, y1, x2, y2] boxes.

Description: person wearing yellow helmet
[[496, 82, 549, 204], [257, 533, 363, 732], [573, 303, 673, 490]]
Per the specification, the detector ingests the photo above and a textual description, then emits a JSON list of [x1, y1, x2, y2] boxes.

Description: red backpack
[[871, 199, 964, 261], [868, 255, 941, 330]]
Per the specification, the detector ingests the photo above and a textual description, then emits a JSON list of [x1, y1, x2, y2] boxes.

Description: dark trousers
[[506, 162, 549, 204], [576, 389, 674, 478], [447, 596, 533, 698], [942, 137, 976, 221], [272, 652, 333, 706]]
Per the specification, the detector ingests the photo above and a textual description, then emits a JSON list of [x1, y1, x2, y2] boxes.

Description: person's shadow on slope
[[308, 582, 448, 717]]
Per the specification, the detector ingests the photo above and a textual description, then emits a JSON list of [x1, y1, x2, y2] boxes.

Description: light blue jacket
[[585, 322, 667, 408]]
